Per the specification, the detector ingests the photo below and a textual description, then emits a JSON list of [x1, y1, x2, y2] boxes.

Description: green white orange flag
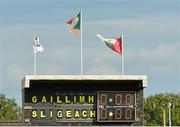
[[67, 12, 81, 35], [96, 34, 122, 54]]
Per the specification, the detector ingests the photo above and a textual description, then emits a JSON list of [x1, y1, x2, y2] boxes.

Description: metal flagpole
[[121, 34, 124, 75], [80, 10, 83, 76], [33, 34, 37, 75], [34, 53, 36, 75], [168, 102, 171, 127]]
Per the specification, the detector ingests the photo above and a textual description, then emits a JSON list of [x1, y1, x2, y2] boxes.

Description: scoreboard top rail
[[22, 75, 148, 89]]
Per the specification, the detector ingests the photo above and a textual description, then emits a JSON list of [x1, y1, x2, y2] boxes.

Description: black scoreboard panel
[[23, 79, 144, 126]]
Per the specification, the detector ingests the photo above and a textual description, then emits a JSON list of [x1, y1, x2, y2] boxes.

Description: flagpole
[[121, 34, 124, 75], [34, 53, 36, 75], [80, 10, 83, 76]]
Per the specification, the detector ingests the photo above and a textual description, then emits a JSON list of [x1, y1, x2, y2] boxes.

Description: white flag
[[33, 35, 44, 54]]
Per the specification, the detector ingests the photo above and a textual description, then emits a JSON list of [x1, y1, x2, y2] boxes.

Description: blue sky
[[0, 0, 180, 106]]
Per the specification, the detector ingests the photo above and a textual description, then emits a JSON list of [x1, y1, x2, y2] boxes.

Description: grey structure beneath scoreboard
[[22, 75, 147, 126]]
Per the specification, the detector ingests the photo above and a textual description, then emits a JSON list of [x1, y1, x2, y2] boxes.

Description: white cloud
[[127, 42, 179, 63], [86, 64, 119, 75], [125, 42, 180, 76], [86, 14, 178, 29], [84, 14, 179, 41], [81, 41, 179, 77], [3, 64, 29, 87]]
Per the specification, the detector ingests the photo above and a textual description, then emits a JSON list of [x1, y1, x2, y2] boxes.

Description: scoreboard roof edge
[[22, 75, 147, 89]]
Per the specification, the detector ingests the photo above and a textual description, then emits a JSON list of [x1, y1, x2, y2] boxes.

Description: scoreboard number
[[97, 91, 136, 122]]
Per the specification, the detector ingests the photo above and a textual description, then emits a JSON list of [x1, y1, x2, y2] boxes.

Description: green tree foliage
[[0, 93, 22, 120], [144, 93, 180, 126]]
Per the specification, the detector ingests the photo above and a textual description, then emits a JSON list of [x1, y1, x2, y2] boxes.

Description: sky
[[0, 0, 180, 106]]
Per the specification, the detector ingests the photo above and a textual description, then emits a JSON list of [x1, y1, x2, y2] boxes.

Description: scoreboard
[[22, 75, 147, 126]]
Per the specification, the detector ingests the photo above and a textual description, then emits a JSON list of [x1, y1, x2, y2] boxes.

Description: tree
[[0, 93, 22, 120], [144, 93, 180, 126]]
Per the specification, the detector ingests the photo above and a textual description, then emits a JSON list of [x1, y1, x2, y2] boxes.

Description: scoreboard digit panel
[[97, 91, 136, 122]]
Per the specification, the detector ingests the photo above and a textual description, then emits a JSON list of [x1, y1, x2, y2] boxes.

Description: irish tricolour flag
[[97, 34, 122, 54], [67, 12, 81, 35]]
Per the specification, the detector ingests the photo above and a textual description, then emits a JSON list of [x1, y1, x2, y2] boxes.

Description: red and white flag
[[97, 34, 122, 54]]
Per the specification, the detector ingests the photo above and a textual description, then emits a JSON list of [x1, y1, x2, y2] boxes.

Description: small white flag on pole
[[33, 35, 44, 54], [33, 34, 44, 75]]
